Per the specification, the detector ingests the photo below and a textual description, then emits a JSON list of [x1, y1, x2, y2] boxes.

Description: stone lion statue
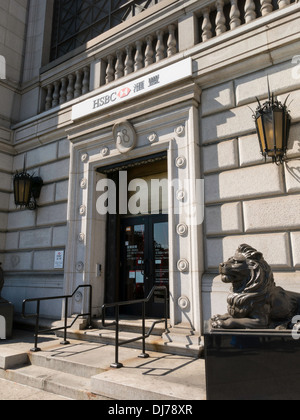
[[211, 244, 300, 329]]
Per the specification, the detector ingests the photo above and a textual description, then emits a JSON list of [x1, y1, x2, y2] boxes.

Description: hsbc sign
[[72, 58, 193, 121], [118, 87, 131, 98]]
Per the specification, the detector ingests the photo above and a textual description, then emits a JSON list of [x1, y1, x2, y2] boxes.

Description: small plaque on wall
[[54, 251, 64, 269]]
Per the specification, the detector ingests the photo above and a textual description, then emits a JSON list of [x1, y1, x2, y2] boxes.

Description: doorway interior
[[101, 153, 169, 318]]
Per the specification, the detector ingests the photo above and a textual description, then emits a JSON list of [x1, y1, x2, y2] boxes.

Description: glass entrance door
[[120, 214, 169, 317]]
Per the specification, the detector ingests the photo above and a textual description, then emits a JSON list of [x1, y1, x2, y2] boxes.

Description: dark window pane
[[50, 0, 160, 62]]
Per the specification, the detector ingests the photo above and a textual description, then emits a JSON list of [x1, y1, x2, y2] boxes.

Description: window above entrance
[[50, 0, 161, 62]]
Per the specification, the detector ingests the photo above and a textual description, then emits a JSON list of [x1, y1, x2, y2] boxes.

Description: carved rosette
[[177, 259, 189, 272], [76, 261, 84, 273], [80, 178, 87, 189], [178, 296, 190, 311], [79, 205, 86, 216], [177, 223, 188, 237], [113, 121, 137, 154], [175, 125, 185, 137], [175, 156, 186, 168], [148, 133, 158, 143], [101, 146, 110, 157], [78, 233, 85, 243], [81, 153, 89, 163], [176, 189, 186, 202]]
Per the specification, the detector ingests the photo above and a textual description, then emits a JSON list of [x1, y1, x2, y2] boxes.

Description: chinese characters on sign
[[72, 58, 193, 120], [54, 251, 64, 269]]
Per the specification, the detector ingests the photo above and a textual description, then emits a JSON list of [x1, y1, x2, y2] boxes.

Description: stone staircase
[[0, 330, 206, 400], [55, 317, 203, 358]]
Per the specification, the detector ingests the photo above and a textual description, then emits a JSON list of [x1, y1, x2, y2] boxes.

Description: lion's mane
[[226, 244, 276, 319]]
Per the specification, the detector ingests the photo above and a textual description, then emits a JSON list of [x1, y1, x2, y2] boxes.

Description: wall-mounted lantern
[[253, 86, 291, 165], [13, 170, 43, 210]]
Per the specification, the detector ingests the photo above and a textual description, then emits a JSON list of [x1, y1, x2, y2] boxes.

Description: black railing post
[[111, 305, 123, 369], [164, 287, 168, 332], [88, 285, 92, 328], [139, 301, 149, 359], [31, 300, 41, 352], [60, 297, 70, 345]]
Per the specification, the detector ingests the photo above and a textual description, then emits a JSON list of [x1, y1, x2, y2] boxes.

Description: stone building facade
[[1, 0, 300, 350]]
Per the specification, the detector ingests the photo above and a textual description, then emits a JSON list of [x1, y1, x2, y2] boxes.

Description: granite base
[[204, 321, 300, 400]]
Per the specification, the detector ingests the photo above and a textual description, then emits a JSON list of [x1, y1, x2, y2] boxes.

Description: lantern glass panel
[[256, 115, 266, 154], [263, 110, 276, 156], [14, 175, 32, 206], [274, 109, 284, 153]]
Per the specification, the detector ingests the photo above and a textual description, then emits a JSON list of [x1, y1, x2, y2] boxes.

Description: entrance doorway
[[120, 214, 169, 317], [101, 154, 169, 318]]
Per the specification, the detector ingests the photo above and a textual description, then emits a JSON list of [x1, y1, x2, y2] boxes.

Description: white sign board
[[72, 58, 193, 121], [54, 250, 64, 269]]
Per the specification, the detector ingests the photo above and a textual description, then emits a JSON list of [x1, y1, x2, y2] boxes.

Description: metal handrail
[[22, 285, 92, 352], [102, 285, 169, 368]]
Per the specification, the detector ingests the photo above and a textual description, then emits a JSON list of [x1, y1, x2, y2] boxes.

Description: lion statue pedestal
[[204, 244, 300, 400], [211, 244, 300, 330]]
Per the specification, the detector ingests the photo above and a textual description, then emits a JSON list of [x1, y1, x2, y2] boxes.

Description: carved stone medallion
[[113, 121, 137, 154], [178, 296, 190, 311], [177, 259, 189, 272]]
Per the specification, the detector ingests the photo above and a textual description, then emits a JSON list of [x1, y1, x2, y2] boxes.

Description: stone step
[[0, 331, 206, 401], [91, 317, 168, 336], [0, 364, 109, 401], [55, 328, 202, 357]]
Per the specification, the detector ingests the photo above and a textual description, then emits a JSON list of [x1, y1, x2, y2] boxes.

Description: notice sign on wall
[[72, 58, 193, 121], [54, 250, 64, 269]]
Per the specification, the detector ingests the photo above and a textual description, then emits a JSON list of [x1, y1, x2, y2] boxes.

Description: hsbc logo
[[118, 87, 131, 99]]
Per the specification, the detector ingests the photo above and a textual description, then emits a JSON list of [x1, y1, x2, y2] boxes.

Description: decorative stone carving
[[178, 296, 190, 311], [78, 233, 85, 243], [211, 244, 300, 330], [175, 156, 186, 168], [75, 291, 83, 303], [101, 146, 110, 157], [175, 125, 185, 137], [79, 205, 86, 216], [80, 178, 87, 189], [177, 259, 189, 272], [81, 153, 89, 163], [176, 223, 188, 237], [113, 121, 137, 154], [76, 261, 84, 273], [148, 133, 158, 143], [176, 189, 186, 202]]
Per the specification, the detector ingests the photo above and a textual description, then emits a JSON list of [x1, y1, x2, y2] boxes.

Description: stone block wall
[[201, 59, 300, 321], [2, 139, 70, 317]]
